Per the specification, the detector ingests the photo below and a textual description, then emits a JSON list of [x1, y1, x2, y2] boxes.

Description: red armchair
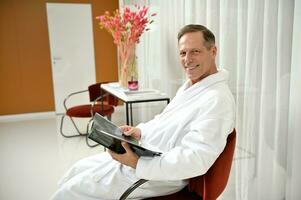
[[120, 129, 236, 200], [60, 82, 118, 146]]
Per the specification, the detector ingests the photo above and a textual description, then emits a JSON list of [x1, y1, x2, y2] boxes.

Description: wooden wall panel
[[91, 1, 119, 82], [0, 1, 22, 109], [18, 1, 56, 113], [0, 0, 118, 115]]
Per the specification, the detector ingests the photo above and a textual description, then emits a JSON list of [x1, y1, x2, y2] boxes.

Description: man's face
[[178, 32, 217, 84]]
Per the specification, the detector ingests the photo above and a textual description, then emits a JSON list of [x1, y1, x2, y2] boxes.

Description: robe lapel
[[161, 69, 229, 115]]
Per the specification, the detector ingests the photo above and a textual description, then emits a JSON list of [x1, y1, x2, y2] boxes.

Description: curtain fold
[[126, 0, 300, 199], [286, 1, 301, 199]]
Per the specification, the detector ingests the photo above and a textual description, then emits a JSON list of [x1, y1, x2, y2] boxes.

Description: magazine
[[88, 113, 162, 157]]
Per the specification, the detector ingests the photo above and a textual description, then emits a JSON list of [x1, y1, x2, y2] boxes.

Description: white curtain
[[121, 0, 301, 199], [286, 1, 301, 199]]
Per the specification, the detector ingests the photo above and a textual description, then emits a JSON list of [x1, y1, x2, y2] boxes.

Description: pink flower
[[96, 4, 156, 73], [96, 4, 156, 46]]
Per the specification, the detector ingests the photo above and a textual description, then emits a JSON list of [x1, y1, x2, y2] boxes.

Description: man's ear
[[211, 46, 217, 57]]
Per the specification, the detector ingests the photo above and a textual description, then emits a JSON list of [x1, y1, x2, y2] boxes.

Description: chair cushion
[[66, 104, 114, 118], [188, 175, 204, 197]]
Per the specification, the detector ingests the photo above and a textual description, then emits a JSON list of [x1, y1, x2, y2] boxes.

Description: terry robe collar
[[161, 69, 230, 116]]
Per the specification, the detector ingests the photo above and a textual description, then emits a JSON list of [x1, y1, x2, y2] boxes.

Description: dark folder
[[88, 113, 162, 157]]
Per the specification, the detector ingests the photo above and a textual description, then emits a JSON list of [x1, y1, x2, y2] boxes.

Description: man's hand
[[120, 125, 141, 140], [108, 142, 139, 169]]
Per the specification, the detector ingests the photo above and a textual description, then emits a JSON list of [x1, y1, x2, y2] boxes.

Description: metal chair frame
[[60, 87, 112, 147]]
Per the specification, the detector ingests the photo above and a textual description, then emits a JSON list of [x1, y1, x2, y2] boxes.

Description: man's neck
[[191, 65, 218, 85]]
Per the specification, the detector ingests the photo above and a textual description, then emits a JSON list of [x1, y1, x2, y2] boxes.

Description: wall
[[0, 0, 118, 115]]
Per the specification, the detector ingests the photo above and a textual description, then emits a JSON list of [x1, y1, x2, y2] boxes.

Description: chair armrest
[[119, 179, 149, 200], [90, 93, 110, 116], [92, 93, 110, 105], [63, 89, 88, 111]]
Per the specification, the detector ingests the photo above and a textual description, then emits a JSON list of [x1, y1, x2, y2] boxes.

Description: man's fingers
[[120, 125, 134, 136], [108, 149, 116, 157], [107, 149, 115, 158], [120, 125, 131, 131], [108, 149, 121, 162], [121, 142, 131, 152], [123, 129, 134, 136]]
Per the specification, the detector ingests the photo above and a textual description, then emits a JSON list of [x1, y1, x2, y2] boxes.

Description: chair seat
[[66, 104, 114, 118], [145, 187, 200, 200]]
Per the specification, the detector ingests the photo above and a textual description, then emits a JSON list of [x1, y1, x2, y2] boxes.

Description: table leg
[[125, 103, 129, 125], [130, 103, 133, 126]]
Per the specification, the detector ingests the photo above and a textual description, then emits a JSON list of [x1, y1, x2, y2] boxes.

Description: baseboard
[[0, 112, 56, 122]]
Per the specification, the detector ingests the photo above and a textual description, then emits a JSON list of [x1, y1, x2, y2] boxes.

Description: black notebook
[[88, 113, 162, 157]]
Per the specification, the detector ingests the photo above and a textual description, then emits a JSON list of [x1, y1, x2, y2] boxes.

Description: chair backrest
[[88, 82, 118, 106], [188, 129, 236, 200]]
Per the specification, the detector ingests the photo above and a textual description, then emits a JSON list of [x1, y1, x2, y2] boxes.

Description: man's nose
[[184, 53, 193, 64]]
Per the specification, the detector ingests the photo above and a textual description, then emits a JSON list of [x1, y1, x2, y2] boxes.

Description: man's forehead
[[179, 41, 205, 50], [178, 32, 205, 48], [179, 32, 204, 41]]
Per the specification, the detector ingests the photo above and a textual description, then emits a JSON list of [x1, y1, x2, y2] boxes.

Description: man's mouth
[[185, 64, 200, 70]]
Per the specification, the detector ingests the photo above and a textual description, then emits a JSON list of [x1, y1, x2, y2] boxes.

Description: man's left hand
[[108, 142, 139, 169]]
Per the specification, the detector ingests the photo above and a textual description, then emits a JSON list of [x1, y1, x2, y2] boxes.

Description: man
[[51, 24, 235, 200]]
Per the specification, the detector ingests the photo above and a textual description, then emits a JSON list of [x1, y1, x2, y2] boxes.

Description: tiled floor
[[0, 105, 237, 200]]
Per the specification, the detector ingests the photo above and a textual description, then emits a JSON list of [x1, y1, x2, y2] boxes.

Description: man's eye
[[192, 50, 201, 54], [180, 52, 186, 57]]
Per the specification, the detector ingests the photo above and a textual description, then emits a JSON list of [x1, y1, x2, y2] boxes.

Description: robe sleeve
[[135, 92, 235, 181], [136, 83, 186, 142], [136, 113, 161, 142]]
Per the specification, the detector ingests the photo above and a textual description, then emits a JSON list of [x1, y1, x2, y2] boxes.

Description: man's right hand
[[119, 125, 141, 141]]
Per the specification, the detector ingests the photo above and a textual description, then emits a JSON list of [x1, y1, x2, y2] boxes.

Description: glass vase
[[118, 45, 138, 89]]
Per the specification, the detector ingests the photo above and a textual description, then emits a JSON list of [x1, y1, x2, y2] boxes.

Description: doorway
[[46, 3, 96, 114]]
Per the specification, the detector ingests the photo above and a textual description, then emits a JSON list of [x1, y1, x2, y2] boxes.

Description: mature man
[[51, 24, 235, 200]]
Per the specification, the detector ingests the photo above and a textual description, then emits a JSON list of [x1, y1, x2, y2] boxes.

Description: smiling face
[[178, 31, 217, 84]]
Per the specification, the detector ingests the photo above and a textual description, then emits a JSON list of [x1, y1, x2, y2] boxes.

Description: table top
[[101, 82, 170, 103]]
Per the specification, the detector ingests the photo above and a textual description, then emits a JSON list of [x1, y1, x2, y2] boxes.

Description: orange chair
[[60, 82, 118, 146], [120, 129, 236, 200]]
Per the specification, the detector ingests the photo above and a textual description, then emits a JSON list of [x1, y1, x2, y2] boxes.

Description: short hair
[[177, 24, 215, 49]]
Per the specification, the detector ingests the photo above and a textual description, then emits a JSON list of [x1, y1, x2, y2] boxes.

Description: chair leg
[[85, 135, 100, 147], [60, 114, 88, 138], [85, 118, 100, 148]]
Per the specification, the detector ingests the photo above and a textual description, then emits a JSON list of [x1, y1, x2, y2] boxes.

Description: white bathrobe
[[50, 69, 235, 200]]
